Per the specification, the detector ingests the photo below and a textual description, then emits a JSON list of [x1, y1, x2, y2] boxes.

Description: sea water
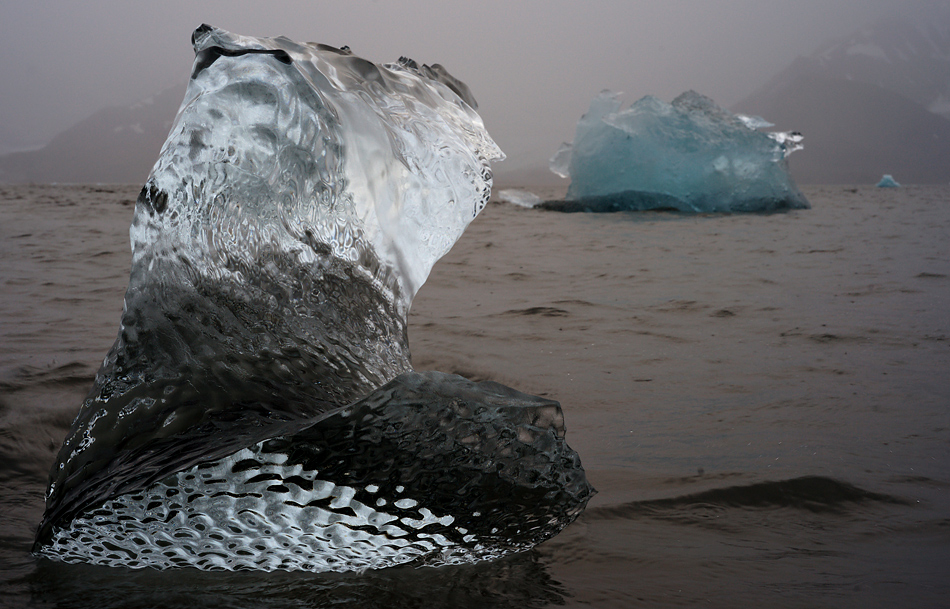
[[1, 183, 948, 607]]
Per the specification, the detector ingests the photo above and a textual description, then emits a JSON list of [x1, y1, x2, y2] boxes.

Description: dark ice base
[[538, 189, 810, 214]]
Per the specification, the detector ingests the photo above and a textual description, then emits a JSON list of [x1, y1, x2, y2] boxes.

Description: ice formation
[[497, 188, 543, 208], [876, 174, 901, 187], [34, 25, 592, 572], [546, 90, 809, 213]]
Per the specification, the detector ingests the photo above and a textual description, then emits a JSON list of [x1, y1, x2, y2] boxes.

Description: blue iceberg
[[546, 90, 809, 213], [876, 174, 901, 187]]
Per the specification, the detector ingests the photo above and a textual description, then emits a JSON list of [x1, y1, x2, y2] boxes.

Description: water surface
[[2, 183, 948, 607]]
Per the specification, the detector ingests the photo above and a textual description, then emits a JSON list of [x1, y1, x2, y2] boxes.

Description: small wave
[[585, 476, 909, 521], [0, 363, 95, 392], [500, 307, 571, 317], [551, 299, 596, 307]]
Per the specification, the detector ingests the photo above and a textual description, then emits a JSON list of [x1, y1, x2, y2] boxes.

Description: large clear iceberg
[[546, 90, 809, 213], [34, 25, 593, 572]]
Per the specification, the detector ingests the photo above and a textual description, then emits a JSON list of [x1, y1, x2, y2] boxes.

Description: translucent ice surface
[[146, 25, 503, 309], [497, 188, 543, 208], [548, 90, 809, 213], [44, 372, 593, 571], [34, 26, 592, 572]]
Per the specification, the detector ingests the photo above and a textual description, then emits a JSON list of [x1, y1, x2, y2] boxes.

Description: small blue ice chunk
[[876, 174, 901, 187], [548, 90, 809, 213]]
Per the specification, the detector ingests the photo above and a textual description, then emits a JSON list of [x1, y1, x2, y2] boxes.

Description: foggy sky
[[0, 0, 915, 171]]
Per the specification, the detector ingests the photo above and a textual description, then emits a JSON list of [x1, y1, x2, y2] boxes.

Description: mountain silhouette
[[0, 84, 184, 184]]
